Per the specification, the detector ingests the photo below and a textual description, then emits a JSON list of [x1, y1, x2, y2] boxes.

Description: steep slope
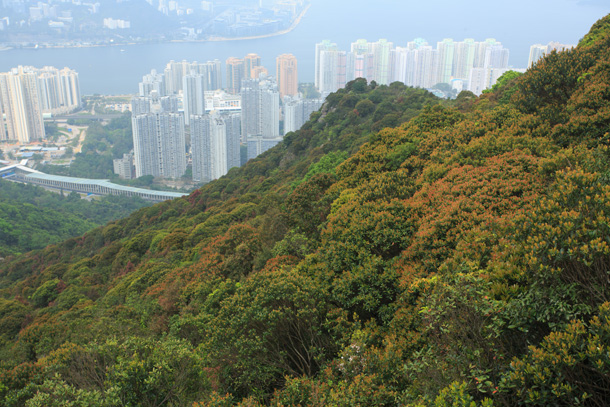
[[2, 15, 610, 406]]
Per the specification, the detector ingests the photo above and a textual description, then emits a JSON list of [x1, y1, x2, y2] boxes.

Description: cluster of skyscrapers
[[129, 55, 322, 183], [528, 42, 574, 68], [315, 38, 512, 96], [0, 65, 80, 143], [0, 37, 577, 191], [225, 52, 298, 98]]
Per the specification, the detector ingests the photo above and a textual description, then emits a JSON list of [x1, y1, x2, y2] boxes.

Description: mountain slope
[[2, 15, 610, 406]]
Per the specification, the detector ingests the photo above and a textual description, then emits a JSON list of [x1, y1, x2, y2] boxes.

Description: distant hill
[[2, 14, 610, 406]]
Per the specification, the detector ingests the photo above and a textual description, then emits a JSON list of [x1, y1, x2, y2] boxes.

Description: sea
[[1, 0, 609, 95]]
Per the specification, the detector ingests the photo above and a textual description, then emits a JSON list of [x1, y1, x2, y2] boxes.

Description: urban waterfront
[[1, 0, 608, 94]]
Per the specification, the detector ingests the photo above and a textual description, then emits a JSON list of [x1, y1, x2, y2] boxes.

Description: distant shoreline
[[2, 4, 311, 51], [204, 3, 311, 42]]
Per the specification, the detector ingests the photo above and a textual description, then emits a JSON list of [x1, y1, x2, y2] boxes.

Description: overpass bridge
[[50, 113, 124, 121], [0, 164, 187, 203]]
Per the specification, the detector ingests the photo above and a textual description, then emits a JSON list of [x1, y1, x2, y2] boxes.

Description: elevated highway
[[0, 164, 187, 202]]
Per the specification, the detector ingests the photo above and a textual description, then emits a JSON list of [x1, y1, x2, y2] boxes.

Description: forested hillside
[[2, 15, 610, 406], [0, 180, 151, 257]]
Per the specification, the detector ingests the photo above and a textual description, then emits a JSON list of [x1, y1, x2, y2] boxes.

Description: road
[[52, 114, 124, 121]]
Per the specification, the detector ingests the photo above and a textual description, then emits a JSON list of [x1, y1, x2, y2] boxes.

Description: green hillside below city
[[2, 14, 610, 406], [0, 180, 151, 258]]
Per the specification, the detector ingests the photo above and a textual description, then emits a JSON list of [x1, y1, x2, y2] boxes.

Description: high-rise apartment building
[[240, 78, 261, 139], [163, 60, 186, 95], [315, 40, 339, 90], [139, 69, 166, 97], [283, 95, 323, 135], [146, 60, 221, 95], [35, 67, 80, 114], [318, 38, 404, 94], [182, 73, 205, 126], [528, 42, 574, 68], [113, 153, 135, 180], [393, 39, 430, 86], [353, 52, 374, 83], [201, 59, 222, 91], [132, 92, 178, 115], [190, 115, 212, 183], [276, 53, 298, 99], [261, 80, 280, 139], [0, 98, 5, 141], [436, 38, 455, 85], [315, 37, 510, 95], [392, 46, 410, 85], [247, 135, 282, 161], [484, 44, 510, 69], [0, 65, 80, 143], [413, 45, 438, 88], [0, 66, 46, 143], [468, 67, 520, 95], [251, 66, 269, 80], [453, 38, 476, 80], [226, 57, 245, 94], [351, 39, 370, 55], [474, 39, 497, 68], [241, 76, 280, 140], [244, 53, 262, 79], [528, 44, 548, 68], [371, 39, 393, 85], [283, 97, 300, 135], [351, 39, 374, 83], [60, 68, 80, 108], [131, 94, 186, 179], [163, 60, 222, 95], [318, 49, 348, 95], [191, 111, 240, 183]]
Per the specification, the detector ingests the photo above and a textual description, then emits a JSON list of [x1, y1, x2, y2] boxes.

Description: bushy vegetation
[[0, 180, 150, 257], [2, 15, 610, 406]]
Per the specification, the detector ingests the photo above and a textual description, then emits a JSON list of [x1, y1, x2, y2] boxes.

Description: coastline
[[3, 4, 311, 50], [205, 3, 311, 42]]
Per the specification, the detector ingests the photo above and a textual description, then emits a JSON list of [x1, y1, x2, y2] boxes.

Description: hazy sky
[[304, 0, 610, 55]]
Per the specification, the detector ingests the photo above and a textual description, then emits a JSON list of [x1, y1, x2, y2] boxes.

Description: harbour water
[[0, 0, 608, 95]]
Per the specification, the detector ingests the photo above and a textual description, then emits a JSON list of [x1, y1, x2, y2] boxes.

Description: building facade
[[247, 135, 282, 161], [226, 57, 245, 94], [131, 94, 186, 179], [182, 73, 206, 126], [276, 53, 298, 98], [283, 95, 323, 135], [113, 153, 135, 180], [191, 111, 240, 183], [240, 76, 280, 141], [0, 66, 45, 143], [244, 53, 262, 79], [315, 40, 339, 90], [528, 42, 574, 68], [316, 37, 511, 95]]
